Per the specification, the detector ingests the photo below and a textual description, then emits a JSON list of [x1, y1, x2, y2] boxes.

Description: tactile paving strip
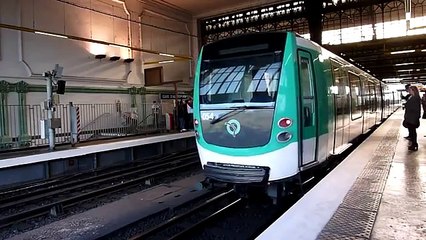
[[317, 231, 368, 240], [350, 178, 387, 194], [321, 207, 377, 239], [364, 159, 390, 169], [340, 190, 382, 212], [316, 120, 400, 240], [359, 167, 389, 181]]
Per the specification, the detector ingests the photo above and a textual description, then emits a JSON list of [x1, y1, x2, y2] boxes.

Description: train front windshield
[[199, 33, 286, 109], [196, 33, 287, 148]]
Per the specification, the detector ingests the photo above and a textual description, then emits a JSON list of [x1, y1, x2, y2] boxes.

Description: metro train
[[192, 31, 399, 199]]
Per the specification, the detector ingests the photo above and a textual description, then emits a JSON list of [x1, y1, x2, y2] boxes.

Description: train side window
[[330, 62, 350, 117], [299, 56, 314, 127], [360, 77, 368, 112], [348, 72, 362, 120], [369, 83, 375, 112], [375, 84, 381, 112]]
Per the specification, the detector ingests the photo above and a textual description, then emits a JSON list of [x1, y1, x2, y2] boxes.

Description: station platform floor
[[257, 110, 426, 240], [0, 131, 194, 169], [0, 130, 195, 187], [0, 131, 187, 160]]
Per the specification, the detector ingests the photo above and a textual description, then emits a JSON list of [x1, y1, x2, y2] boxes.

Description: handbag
[[403, 120, 420, 128], [403, 120, 409, 128]]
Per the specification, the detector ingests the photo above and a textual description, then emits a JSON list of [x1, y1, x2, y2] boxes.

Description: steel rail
[[0, 151, 197, 205], [130, 189, 237, 240]]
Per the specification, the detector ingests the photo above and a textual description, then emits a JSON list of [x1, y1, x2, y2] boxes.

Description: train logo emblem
[[225, 119, 241, 137]]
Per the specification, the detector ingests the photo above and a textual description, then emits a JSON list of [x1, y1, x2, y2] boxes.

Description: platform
[[0, 131, 195, 187], [256, 110, 426, 240]]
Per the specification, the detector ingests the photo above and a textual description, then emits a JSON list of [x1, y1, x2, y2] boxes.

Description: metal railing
[[0, 102, 172, 151]]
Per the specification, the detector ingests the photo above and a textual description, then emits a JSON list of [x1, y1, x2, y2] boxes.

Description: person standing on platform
[[178, 99, 187, 131], [403, 86, 421, 151], [186, 97, 194, 130], [422, 93, 426, 119], [152, 101, 160, 129], [401, 84, 412, 139]]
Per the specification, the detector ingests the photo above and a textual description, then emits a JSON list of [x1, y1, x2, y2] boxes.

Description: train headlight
[[278, 118, 292, 128], [277, 132, 292, 142], [194, 119, 199, 126], [195, 130, 200, 138]]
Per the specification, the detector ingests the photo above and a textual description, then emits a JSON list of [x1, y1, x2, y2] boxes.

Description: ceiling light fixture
[[395, 62, 414, 66], [383, 78, 403, 82], [158, 60, 175, 64], [390, 49, 415, 54], [159, 53, 175, 57], [35, 31, 68, 39], [397, 69, 413, 72], [382, 78, 403, 81]]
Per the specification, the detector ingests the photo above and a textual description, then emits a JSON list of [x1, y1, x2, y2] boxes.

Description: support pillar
[[139, 87, 146, 127], [44, 73, 56, 151], [305, 0, 323, 45], [129, 87, 138, 108], [128, 86, 139, 133], [0, 81, 11, 148], [16, 81, 30, 146]]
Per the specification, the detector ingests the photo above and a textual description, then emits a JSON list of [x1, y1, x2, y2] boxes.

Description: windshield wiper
[[210, 106, 269, 124]]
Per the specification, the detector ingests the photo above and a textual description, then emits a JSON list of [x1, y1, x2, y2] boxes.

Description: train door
[[369, 83, 376, 127], [331, 61, 350, 153], [370, 82, 377, 127], [298, 51, 317, 166], [360, 76, 368, 133], [375, 83, 382, 123]]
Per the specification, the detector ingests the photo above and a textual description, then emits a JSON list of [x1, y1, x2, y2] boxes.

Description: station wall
[[0, 0, 196, 105]]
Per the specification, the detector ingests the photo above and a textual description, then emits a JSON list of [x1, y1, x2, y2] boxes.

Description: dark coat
[[404, 95, 421, 127], [178, 101, 187, 118]]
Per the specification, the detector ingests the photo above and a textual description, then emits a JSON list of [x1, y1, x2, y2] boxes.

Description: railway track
[[0, 150, 200, 232], [0, 150, 195, 201], [99, 188, 242, 240], [100, 186, 296, 240], [132, 189, 242, 240]]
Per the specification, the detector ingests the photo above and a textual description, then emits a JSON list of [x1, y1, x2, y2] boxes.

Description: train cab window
[[199, 39, 284, 106], [299, 59, 313, 98], [348, 72, 362, 120]]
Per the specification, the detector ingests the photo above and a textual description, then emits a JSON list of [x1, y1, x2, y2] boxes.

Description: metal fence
[[0, 102, 172, 151]]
